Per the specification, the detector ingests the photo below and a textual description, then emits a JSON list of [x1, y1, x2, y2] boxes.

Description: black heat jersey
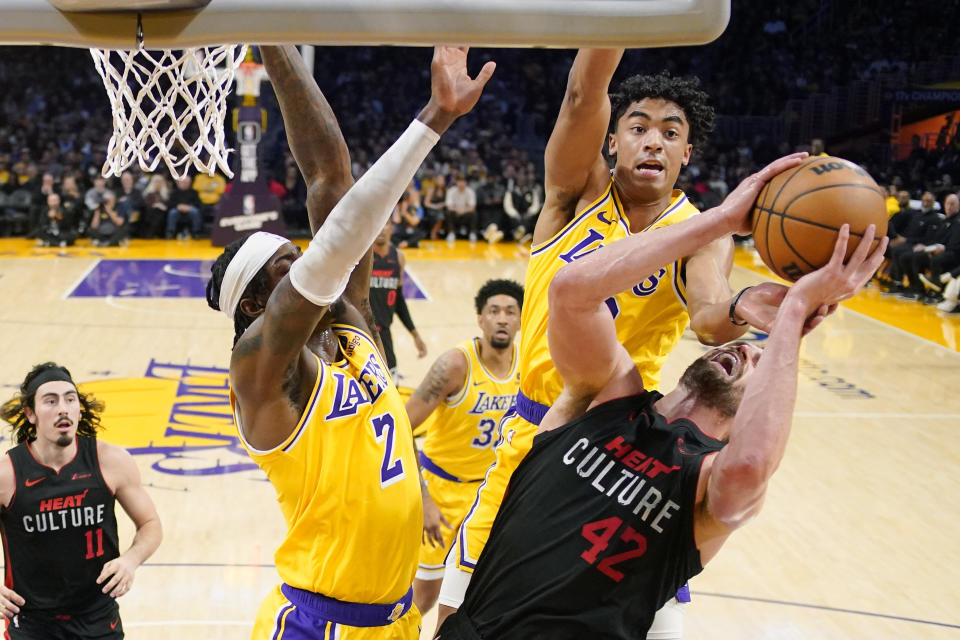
[[370, 245, 402, 332], [1, 436, 120, 613], [458, 392, 724, 639]]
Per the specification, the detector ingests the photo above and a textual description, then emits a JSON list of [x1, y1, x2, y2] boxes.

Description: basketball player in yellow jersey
[[437, 50, 803, 637], [405, 279, 523, 614], [205, 45, 495, 639]]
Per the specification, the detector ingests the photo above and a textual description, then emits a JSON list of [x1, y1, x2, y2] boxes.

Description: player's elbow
[[549, 266, 596, 315]]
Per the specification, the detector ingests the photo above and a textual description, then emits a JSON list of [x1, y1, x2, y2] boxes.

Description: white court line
[[60, 258, 101, 300], [794, 412, 960, 419], [125, 621, 250, 628], [105, 295, 214, 318], [404, 267, 431, 302], [162, 263, 207, 278]]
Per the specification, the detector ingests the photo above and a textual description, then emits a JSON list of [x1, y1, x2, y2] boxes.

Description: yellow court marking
[[734, 245, 960, 352]]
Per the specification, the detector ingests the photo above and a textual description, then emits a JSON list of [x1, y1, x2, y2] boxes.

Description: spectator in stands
[[888, 191, 946, 296], [88, 191, 128, 246], [277, 165, 307, 233], [193, 171, 227, 227], [83, 176, 112, 219], [392, 186, 425, 249], [115, 171, 144, 237], [141, 174, 170, 238], [38, 192, 77, 247], [422, 173, 447, 240], [910, 193, 960, 297], [166, 177, 203, 239], [477, 175, 507, 244], [502, 172, 541, 243], [445, 174, 478, 242]]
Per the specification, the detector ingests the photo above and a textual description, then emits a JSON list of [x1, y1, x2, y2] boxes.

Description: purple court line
[[694, 591, 960, 630]]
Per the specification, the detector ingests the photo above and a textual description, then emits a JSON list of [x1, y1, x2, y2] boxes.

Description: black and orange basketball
[[751, 156, 887, 282]]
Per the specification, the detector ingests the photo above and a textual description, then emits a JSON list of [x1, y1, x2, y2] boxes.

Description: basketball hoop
[[90, 15, 247, 179]]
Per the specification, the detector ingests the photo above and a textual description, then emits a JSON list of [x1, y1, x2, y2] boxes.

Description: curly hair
[[206, 235, 273, 347], [0, 362, 104, 444], [608, 72, 715, 148], [475, 279, 525, 314]]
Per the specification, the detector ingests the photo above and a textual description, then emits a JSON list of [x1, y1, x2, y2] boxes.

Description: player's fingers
[[473, 61, 496, 88], [847, 224, 876, 267], [828, 224, 850, 268], [439, 512, 451, 528], [756, 152, 807, 182], [101, 571, 122, 594]]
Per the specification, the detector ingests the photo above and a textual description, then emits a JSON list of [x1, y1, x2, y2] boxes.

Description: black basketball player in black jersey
[[438, 155, 888, 639], [371, 218, 428, 375], [0, 363, 162, 639]]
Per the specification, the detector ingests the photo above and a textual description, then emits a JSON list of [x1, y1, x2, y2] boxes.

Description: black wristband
[[729, 286, 752, 326]]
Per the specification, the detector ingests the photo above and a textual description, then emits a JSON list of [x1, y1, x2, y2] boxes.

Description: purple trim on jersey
[[676, 583, 691, 602], [515, 390, 549, 426], [672, 259, 687, 308], [457, 406, 519, 569], [530, 189, 613, 257], [279, 583, 412, 627], [327, 622, 338, 639], [420, 452, 464, 483], [641, 193, 689, 233], [281, 360, 325, 453]]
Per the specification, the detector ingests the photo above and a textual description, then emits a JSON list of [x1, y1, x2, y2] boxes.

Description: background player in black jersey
[[0, 362, 162, 639], [437, 156, 887, 639], [371, 218, 428, 377]]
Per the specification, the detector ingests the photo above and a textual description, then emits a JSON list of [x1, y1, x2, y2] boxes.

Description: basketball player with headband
[[205, 46, 493, 639], [0, 362, 163, 639]]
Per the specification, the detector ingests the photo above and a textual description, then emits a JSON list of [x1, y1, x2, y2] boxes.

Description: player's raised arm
[[230, 47, 494, 439], [537, 49, 623, 244], [406, 349, 468, 430], [695, 225, 887, 564]]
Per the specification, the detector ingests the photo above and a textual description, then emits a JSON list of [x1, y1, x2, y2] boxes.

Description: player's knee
[[414, 577, 442, 614]]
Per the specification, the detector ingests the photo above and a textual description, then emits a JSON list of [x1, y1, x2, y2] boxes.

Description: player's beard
[[56, 433, 74, 448], [678, 357, 743, 419], [490, 336, 511, 349]]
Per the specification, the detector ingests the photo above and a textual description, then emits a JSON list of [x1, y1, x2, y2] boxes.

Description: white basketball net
[[90, 45, 248, 180]]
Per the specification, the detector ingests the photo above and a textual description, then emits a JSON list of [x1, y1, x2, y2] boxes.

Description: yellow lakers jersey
[[421, 339, 519, 481], [522, 181, 699, 401], [233, 324, 422, 604]]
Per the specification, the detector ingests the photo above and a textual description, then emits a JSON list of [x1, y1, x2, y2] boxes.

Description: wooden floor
[[0, 237, 957, 639]]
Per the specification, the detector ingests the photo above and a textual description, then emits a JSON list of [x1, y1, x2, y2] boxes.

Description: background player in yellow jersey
[[205, 45, 494, 639], [405, 279, 523, 615], [437, 49, 805, 637]]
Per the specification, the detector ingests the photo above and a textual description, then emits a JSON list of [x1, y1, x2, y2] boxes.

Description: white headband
[[219, 231, 289, 321]]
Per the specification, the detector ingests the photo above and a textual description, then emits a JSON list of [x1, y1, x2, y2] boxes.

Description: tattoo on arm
[[413, 357, 452, 405]]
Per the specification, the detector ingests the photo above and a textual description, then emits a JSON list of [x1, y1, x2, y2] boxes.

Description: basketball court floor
[[0, 236, 956, 639]]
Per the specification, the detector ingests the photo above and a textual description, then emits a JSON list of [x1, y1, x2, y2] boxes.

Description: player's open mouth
[[55, 419, 72, 429], [635, 161, 664, 178], [711, 350, 740, 378]]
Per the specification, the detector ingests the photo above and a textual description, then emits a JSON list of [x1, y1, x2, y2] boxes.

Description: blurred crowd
[[0, 0, 958, 314]]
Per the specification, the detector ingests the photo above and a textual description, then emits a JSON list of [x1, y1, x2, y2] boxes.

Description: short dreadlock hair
[[609, 72, 715, 148]]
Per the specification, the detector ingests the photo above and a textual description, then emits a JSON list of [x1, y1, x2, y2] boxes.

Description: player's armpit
[[538, 49, 623, 244]]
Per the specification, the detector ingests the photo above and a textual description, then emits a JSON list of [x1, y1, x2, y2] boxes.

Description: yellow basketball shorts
[[448, 411, 538, 574], [416, 469, 484, 581], [252, 583, 421, 640]]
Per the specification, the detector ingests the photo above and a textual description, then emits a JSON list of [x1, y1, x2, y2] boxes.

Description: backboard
[[1, 0, 730, 49]]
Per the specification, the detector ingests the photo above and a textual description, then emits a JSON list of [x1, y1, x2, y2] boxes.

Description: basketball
[[751, 156, 887, 282]]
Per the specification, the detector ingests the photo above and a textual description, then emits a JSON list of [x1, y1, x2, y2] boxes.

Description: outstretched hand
[[788, 224, 888, 314], [430, 47, 496, 117], [418, 47, 496, 135], [717, 152, 808, 235]]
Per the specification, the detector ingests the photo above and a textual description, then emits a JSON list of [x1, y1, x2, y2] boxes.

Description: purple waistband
[[279, 584, 412, 627], [419, 452, 463, 483], [515, 389, 549, 426]]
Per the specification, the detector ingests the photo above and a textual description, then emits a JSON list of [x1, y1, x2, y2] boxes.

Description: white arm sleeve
[[288, 119, 440, 307]]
